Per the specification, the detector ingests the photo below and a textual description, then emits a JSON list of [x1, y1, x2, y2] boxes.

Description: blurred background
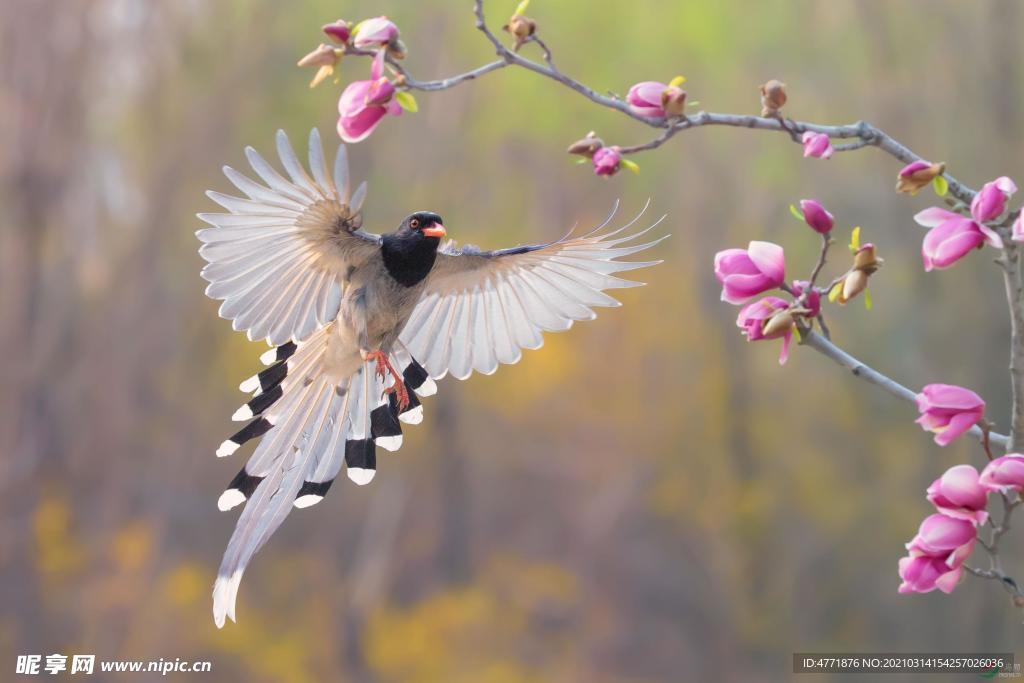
[[2, 1, 1023, 681]]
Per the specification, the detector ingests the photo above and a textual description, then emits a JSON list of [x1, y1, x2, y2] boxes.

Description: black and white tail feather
[[198, 128, 665, 627]]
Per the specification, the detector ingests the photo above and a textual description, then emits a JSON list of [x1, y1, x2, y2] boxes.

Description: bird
[[197, 128, 667, 627]]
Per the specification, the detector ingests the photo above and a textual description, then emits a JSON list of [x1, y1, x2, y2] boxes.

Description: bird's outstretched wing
[[399, 202, 668, 380], [197, 128, 381, 346]]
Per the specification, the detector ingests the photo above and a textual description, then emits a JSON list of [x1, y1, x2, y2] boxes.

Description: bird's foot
[[365, 350, 395, 380], [383, 379, 411, 413], [365, 350, 410, 412]]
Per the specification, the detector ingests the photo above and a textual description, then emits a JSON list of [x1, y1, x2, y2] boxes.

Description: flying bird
[[197, 128, 666, 627]]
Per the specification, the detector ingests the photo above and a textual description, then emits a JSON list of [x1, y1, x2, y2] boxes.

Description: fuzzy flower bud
[[835, 244, 881, 304], [567, 132, 604, 158], [661, 85, 687, 117], [322, 20, 352, 45], [759, 79, 787, 117], [297, 44, 342, 88], [503, 14, 537, 51], [895, 160, 945, 195]]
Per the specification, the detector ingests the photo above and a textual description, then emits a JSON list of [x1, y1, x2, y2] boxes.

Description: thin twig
[[800, 330, 1009, 449], [808, 233, 832, 288]]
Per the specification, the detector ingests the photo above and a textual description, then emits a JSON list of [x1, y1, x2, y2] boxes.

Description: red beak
[[422, 222, 446, 238]]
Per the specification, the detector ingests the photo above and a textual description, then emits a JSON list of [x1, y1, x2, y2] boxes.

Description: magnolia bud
[[322, 20, 352, 45], [661, 87, 687, 117], [839, 269, 868, 304], [852, 244, 882, 273], [762, 309, 795, 338], [297, 44, 342, 88], [838, 244, 883, 304], [503, 14, 537, 51], [760, 79, 787, 117], [387, 38, 408, 60], [567, 132, 604, 158], [297, 43, 340, 68], [895, 161, 946, 195]]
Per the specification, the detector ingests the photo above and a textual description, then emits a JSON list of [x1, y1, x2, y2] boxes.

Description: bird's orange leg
[[364, 350, 410, 412]]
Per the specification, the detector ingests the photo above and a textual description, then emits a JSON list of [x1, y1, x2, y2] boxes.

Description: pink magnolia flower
[[917, 212, 989, 271], [592, 146, 621, 176], [801, 131, 833, 159], [914, 384, 985, 447], [713, 241, 785, 305], [736, 296, 793, 365], [799, 199, 834, 234], [790, 280, 821, 318], [979, 454, 1024, 493], [899, 512, 976, 594], [1013, 212, 1024, 243], [926, 465, 989, 525], [906, 513, 976, 564], [336, 52, 401, 143], [626, 81, 686, 118], [897, 555, 964, 594], [627, 81, 668, 117], [970, 176, 1017, 223], [915, 176, 1013, 270], [352, 16, 399, 49]]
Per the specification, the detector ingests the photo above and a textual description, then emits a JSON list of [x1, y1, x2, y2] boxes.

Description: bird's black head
[[381, 211, 446, 287], [397, 211, 446, 239]]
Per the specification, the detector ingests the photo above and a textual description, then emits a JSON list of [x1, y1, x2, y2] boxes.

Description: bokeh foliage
[[1, 1, 1023, 681]]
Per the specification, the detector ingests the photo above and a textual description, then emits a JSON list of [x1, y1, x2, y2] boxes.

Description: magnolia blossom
[[626, 81, 686, 118], [790, 280, 821, 318], [898, 513, 976, 595], [801, 131, 833, 159], [736, 296, 793, 365], [926, 465, 989, 525], [906, 513, 976, 562], [627, 82, 667, 117], [1014, 212, 1024, 243], [353, 16, 399, 49], [970, 176, 1017, 222], [914, 384, 985, 447], [799, 199, 834, 234], [898, 554, 965, 595], [713, 241, 785, 305], [979, 454, 1024, 493], [336, 52, 401, 143], [915, 176, 1014, 270], [592, 146, 622, 176]]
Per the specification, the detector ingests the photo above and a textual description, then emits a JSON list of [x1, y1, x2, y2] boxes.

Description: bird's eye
[[410, 218, 420, 229]]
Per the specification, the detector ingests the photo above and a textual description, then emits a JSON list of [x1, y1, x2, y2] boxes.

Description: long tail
[[211, 328, 434, 627]]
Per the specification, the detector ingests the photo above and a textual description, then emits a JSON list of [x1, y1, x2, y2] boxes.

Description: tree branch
[[800, 329, 1009, 449], [999, 247, 1024, 451], [342, 0, 981, 207]]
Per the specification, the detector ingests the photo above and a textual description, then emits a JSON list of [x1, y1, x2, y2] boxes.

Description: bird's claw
[[365, 350, 410, 411], [383, 380, 411, 413]]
